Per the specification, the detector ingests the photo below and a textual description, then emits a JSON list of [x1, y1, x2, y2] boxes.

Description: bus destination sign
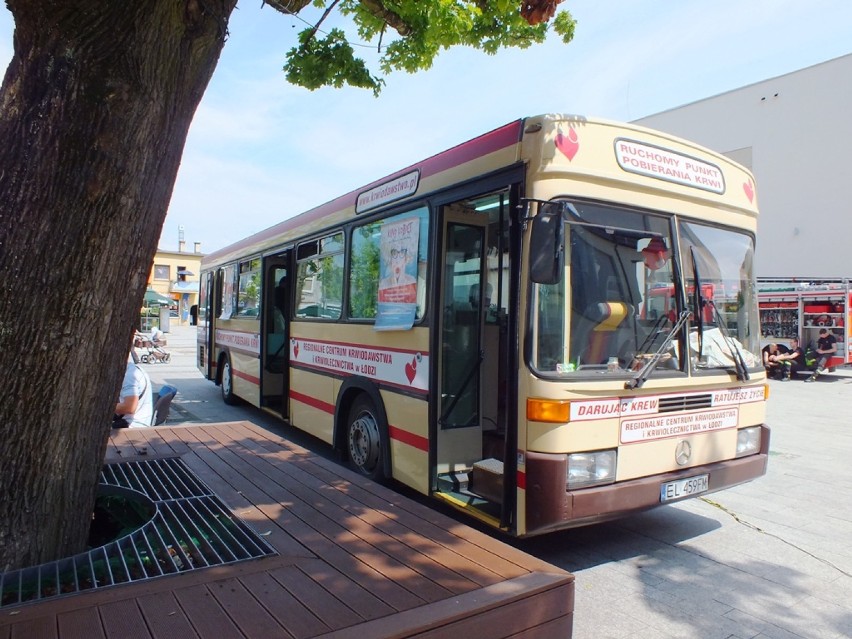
[[615, 138, 725, 194]]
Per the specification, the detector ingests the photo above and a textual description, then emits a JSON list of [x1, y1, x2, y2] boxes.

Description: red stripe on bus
[[205, 120, 523, 263], [517, 470, 526, 490], [289, 391, 427, 452], [418, 120, 522, 178], [388, 425, 429, 452], [233, 368, 259, 385], [290, 390, 335, 414]]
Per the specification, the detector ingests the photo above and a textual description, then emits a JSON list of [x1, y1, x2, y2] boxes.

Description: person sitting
[[805, 328, 838, 382], [774, 337, 804, 381], [762, 342, 789, 379], [113, 356, 154, 428]]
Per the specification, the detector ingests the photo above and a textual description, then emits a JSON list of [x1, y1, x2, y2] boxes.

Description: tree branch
[[262, 0, 313, 17], [359, 0, 411, 36], [299, 0, 343, 47]]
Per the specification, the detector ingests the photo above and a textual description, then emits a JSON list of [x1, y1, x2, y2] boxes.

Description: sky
[[1, 1, 851, 255]]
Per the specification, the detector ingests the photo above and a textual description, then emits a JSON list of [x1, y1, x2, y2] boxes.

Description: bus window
[[219, 264, 237, 320], [349, 208, 430, 320], [236, 258, 261, 318], [679, 221, 760, 370], [532, 200, 678, 375], [296, 232, 344, 319]]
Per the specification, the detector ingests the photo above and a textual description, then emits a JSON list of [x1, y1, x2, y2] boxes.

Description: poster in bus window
[[376, 217, 419, 331]]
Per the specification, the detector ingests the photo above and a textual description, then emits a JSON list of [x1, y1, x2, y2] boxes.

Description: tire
[[346, 396, 386, 481], [221, 355, 239, 405], [140, 354, 149, 363]]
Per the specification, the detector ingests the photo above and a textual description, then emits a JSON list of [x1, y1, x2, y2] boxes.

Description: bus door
[[435, 208, 497, 501], [261, 253, 290, 418], [203, 269, 222, 379]]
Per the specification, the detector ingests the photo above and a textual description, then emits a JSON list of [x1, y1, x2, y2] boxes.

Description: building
[[147, 240, 204, 326], [634, 53, 852, 279]]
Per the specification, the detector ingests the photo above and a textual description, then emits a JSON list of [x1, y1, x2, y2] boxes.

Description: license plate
[[660, 474, 709, 502]]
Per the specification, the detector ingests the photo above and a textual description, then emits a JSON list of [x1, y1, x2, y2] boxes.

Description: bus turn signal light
[[527, 399, 570, 423]]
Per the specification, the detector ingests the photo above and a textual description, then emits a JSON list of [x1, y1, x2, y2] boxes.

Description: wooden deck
[[1, 421, 574, 638]]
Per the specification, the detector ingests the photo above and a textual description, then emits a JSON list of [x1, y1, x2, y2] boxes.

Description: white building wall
[[634, 54, 852, 279]]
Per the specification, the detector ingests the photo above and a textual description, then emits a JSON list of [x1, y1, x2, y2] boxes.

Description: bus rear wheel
[[220, 354, 239, 405], [347, 396, 385, 482]]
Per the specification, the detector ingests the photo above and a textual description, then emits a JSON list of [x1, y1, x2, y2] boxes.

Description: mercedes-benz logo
[[675, 440, 692, 466]]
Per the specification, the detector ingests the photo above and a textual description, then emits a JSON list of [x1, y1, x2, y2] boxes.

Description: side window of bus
[[219, 264, 237, 320], [236, 258, 261, 318], [349, 208, 429, 320], [295, 233, 344, 319]]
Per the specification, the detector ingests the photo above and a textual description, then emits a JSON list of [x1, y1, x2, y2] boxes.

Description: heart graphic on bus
[[555, 126, 579, 161], [292, 340, 299, 358], [404, 357, 417, 383], [743, 179, 754, 203]]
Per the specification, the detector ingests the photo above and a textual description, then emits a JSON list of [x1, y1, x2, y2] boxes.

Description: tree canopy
[[273, 0, 574, 94]]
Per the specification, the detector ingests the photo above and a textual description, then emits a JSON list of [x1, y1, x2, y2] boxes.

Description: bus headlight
[[567, 450, 617, 490], [736, 426, 761, 457]]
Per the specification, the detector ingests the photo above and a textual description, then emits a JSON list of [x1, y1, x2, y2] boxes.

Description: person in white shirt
[[113, 357, 153, 428]]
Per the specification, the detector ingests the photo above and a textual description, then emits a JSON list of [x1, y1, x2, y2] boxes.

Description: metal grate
[[658, 393, 713, 412], [0, 458, 276, 609]]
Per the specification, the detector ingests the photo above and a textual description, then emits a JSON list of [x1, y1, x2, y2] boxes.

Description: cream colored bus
[[198, 114, 769, 536]]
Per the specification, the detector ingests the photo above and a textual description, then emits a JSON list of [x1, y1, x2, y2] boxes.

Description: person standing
[[805, 328, 838, 382]]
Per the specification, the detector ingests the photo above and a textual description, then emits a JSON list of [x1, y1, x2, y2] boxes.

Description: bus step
[[469, 458, 504, 504], [437, 471, 472, 494]]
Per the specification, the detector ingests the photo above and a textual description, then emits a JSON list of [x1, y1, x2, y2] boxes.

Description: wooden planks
[[1, 422, 573, 638]]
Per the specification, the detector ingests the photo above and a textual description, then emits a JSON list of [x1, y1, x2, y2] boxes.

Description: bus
[[197, 114, 769, 536]]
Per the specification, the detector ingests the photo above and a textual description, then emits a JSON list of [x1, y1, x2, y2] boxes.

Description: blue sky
[[2, 1, 851, 254]]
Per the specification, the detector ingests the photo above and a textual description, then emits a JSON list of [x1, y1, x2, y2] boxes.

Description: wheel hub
[[349, 414, 379, 470]]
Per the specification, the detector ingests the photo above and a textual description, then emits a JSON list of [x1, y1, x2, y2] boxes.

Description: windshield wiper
[[705, 299, 751, 382], [689, 246, 705, 362], [625, 310, 691, 390]]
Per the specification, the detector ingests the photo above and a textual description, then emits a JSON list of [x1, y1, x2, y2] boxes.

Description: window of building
[[154, 264, 170, 280]]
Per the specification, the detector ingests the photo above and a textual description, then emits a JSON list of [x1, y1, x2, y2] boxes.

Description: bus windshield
[[532, 200, 760, 376]]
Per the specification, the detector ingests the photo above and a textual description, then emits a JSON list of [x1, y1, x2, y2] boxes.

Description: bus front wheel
[[220, 355, 239, 405], [346, 396, 385, 482]]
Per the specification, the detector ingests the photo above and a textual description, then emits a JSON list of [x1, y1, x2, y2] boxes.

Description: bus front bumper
[[524, 424, 770, 536]]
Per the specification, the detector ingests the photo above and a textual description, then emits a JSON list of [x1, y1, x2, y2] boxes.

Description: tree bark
[[0, 0, 236, 572]]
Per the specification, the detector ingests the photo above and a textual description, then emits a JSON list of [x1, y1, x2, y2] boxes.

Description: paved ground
[[145, 324, 852, 639]]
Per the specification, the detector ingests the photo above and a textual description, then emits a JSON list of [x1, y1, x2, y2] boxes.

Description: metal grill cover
[[0, 458, 277, 609]]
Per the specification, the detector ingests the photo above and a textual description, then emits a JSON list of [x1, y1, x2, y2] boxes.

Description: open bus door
[[261, 252, 290, 418], [434, 205, 507, 526]]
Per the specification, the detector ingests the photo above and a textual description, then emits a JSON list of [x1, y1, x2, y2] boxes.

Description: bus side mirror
[[529, 211, 564, 284]]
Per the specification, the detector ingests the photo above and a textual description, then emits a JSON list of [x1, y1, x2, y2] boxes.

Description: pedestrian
[[805, 328, 838, 382]]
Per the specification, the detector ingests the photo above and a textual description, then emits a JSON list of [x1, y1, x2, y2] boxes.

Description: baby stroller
[[134, 330, 171, 364]]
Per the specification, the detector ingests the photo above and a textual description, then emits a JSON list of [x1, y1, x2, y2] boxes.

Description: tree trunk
[[0, 0, 236, 572]]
